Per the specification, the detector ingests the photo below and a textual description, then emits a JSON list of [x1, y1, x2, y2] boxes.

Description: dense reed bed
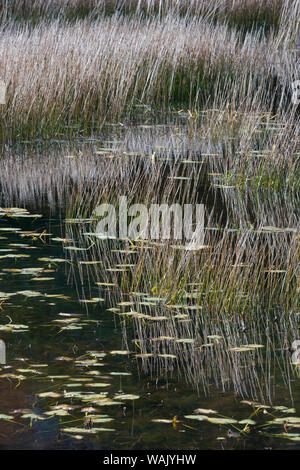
[[0, 0, 288, 31], [0, 0, 299, 400], [0, 0, 299, 140]]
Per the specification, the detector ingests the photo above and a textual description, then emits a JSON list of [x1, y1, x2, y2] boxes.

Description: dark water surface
[[0, 213, 299, 450], [0, 130, 299, 450]]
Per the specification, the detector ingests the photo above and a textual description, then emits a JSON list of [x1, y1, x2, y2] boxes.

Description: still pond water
[[0, 137, 299, 450]]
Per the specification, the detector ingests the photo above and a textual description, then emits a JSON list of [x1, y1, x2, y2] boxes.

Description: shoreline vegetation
[[0, 0, 299, 398], [0, 0, 288, 27], [0, 0, 299, 141]]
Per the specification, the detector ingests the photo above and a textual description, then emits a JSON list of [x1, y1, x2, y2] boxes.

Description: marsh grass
[[35, 119, 296, 396], [0, 0, 288, 34], [64, 214, 299, 397], [63, 200, 299, 398], [0, 0, 299, 399], [0, 123, 298, 323], [0, 0, 299, 140], [0, 131, 298, 399]]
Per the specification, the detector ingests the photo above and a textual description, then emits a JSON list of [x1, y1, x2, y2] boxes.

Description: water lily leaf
[[110, 351, 130, 355], [17, 369, 41, 374], [79, 298, 104, 303], [175, 338, 195, 344], [240, 400, 271, 409], [110, 372, 132, 376], [38, 258, 66, 263], [21, 413, 45, 420], [48, 375, 70, 379], [158, 354, 177, 359], [194, 408, 217, 415], [272, 417, 300, 424], [17, 290, 43, 297], [45, 409, 70, 416], [118, 302, 135, 307], [0, 414, 13, 420], [184, 415, 209, 421], [89, 399, 123, 406], [78, 261, 102, 265], [96, 282, 116, 287], [90, 417, 114, 423], [0, 324, 29, 332], [85, 383, 110, 388], [207, 417, 238, 424], [62, 427, 115, 434], [152, 419, 173, 423], [114, 394, 140, 400], [0, 254, 30, 259], [61, 325, 83, 330], [38, 392, 62, 398]]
